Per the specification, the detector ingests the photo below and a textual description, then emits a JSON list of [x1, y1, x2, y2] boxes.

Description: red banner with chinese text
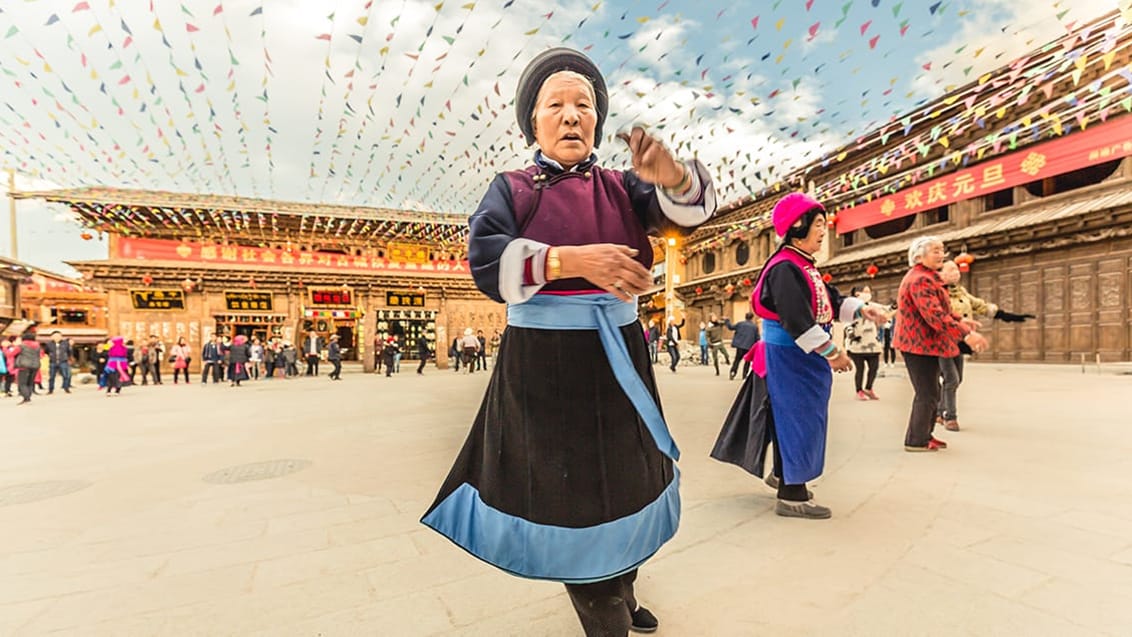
[[115, 238, 471, 276], [835, 115, 1132, 234]]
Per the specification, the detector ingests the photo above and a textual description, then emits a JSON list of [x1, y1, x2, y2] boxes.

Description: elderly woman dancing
[[421, 48, 715, 636], [894, 237, 988, 451], [711, 192, 887, 520]]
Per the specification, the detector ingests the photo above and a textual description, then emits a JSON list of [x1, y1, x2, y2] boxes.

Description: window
[[702, 252, 716, 275], [735, 241, 750, 267], [1023, 158, 1121, 197], [926, 205, 949, 225], [984, 188, 1014, 211], [841, 230, 856, 248], [864, 214, 916, 239]]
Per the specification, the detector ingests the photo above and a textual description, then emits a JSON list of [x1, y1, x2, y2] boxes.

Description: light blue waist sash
[[507, 293, 679, 461]]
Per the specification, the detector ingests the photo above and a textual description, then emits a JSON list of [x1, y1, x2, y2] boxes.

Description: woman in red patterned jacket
[[893, 237, 988, 452]]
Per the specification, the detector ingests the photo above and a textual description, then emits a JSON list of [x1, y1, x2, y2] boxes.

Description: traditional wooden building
[[676, 10, 1132, 363], [11, 188, 507, 371], [0, 256, 32, 336]]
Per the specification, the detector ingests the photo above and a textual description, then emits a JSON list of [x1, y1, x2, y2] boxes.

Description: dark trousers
[[903, 352, 942, 447], [564, 569, 639, 637], [938, 354, 965, 420], [730, 347, 751, 379], [883, 342, 897, 364], [105, 369, 121, 393], [2, 373, 13, 394], [768, 417, 809, 502], [450, 351, 459, 371], [138, 360, 152, 384], [264, 360, 275, 378], [152, 361, 162, 384], [476, 351, 487, 370], [709, 342, 730, 375], [666, 344, 679, 371], [17, 368, 35, 401], [173, 368, 189, 383], [849, 353, 880, 392], [49, 362, 72, 392], [305, 355, 319, 376], [417, 357, 427, 374], [329, 359, 342, 379], [201, 361, 222, 383]]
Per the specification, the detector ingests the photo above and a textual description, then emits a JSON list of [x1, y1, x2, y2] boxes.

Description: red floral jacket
[[893, 264, 970, 357]]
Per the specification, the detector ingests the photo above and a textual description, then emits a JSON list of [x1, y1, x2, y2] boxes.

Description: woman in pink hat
[[713, 192, 886, 519]]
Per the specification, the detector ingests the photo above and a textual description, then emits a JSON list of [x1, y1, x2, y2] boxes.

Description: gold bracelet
[[546, 247, 561, 281]]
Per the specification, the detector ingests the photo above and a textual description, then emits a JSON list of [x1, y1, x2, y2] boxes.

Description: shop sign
[[386, 291, 425, 307], [836, 114, 1132, 233], [129, 289, 186, 310], [387, 242, 430, 264], [309, 288, 353, 306], [223, 290, 274, 312]]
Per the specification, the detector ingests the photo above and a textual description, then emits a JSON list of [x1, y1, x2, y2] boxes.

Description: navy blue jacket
[[723, 319, 761, 350]]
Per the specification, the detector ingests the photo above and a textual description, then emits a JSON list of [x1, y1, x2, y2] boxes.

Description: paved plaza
[[2, 360, 1131, 636]]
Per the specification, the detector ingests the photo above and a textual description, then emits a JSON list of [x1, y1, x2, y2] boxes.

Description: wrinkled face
[[920, 241, 948, 270], [533, 72, 597, 169], [940, 261, 961, 284], [791, 212, 827, 255]]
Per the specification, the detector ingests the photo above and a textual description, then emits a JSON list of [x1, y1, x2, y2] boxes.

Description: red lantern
[[80, 231, 93, 241], [822, 273, 833, 283], [695, 286, 703, 295], [724, 283, 735, 295], [954, 252, 975, 273], [866, 264, 879, 278], [141, 275, 154, 286], [827, 213, 838, 227], [181, 277, 194, 292], [741, 277, 752, 287]]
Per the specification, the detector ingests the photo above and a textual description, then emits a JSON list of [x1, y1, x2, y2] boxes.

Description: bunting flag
[[0, 0, 1129, 226]]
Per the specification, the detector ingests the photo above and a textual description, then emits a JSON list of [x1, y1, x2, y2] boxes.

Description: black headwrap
[[515, 47, 609, 148]]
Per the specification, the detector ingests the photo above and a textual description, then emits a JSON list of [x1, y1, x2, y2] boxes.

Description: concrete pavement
[[2, 360, 1131, 635]]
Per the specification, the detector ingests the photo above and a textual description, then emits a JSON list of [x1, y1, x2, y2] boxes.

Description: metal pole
[[665, 237, 676, 324], [7, 169, 16, 260]]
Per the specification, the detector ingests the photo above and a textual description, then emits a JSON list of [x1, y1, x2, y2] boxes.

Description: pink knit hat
[[772, 192, 825, 237]]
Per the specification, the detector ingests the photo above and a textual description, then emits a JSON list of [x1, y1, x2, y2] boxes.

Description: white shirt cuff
[[498, 238, 550, 304], [795, 324, 830, 353], [839, 297, 864, 323]]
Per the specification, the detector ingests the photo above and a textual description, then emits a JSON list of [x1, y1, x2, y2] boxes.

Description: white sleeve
[[795, 324, 830, 353], [838, 297, 864, 324], [498, 238, 550, 304], [656, 160, 716, 227]]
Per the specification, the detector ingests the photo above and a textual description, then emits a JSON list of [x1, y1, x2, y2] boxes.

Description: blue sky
[[0, 0, 1119, 275]]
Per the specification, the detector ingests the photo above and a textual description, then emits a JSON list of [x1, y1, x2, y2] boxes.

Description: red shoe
[[929, 437, 948, 449], [864, 389, 879, 400], [856, 390, 869, 401]]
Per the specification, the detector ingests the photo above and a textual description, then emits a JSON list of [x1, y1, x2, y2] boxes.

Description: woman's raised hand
[[617, 126, 685, 189]]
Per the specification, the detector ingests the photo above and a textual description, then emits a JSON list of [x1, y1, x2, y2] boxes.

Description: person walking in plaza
[[845, 286, 883, 401], [169, 336, 191, 385], [937, 260, 1034, 431], [44, 330, 73, 395], [881, 308, 898, 367], [697, 322, 709, 365], [327, 334, 343, 380], [723, 312, 760, 380], [646, 319, 660, 364], [712, 192, 885, 520], [422, 47, 715, 636], [263, 339, 277, 379], [147, 335, 165, 385], [104, 336, 131, 396], [448, 335, 461, 372], [460, 328, 479, 374], [13, 332, 41, 404], [302, 331, 323, 376], [489, 329, 502, 368], [249, 336, 264, 381], [665, 316, 684, 372], [894, 237, 988, 452], [706, 314, 731, 376], [200, 334, 223, 384], [283, 343, 298, 377], [2, 336, 17, 397], [382, 336, 400, 378], [475, 329, 487, 371], [416, 336, 432, 374], [227, 334, 251, 387]]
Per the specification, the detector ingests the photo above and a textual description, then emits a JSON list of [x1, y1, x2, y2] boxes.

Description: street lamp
[[665, 237, 677, 323]]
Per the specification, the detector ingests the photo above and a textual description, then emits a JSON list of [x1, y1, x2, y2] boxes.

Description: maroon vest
[[505, 165, 653, 292]]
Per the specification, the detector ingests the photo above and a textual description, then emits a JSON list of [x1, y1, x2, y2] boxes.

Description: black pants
[[417, 357, 427, 374], [709, 342, 730, 375], [152, 361, 162, 384], [329, 359, 342, 379], [767, 417, 809, 502], [305, 355, 319, 376], [105, 369, 121, 393], [265, 360, 275, 378], [17, 368, 35, 401], [883, 342, 897, 364], [903, 352, 941, 447], [201, 362, 221, 383], [730, 347, 751, 379], [476, 351, 487, 370], [849, 353, 880, 392], [3, 373, 13, 394], [564, 569, 639, 637], [666, 344, 679, 371], [173, 368, 189, 383]]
